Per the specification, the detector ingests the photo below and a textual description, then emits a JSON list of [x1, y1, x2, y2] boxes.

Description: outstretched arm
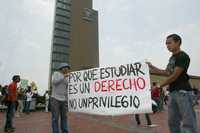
[[146, 62, 170, 76]]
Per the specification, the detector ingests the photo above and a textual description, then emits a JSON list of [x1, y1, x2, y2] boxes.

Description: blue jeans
[[25, 101, 31, 113], [153, 97, 161, 111], [168, 91, 197, 133], [5, 101, 16, 129], [51, 98, 68, 133]]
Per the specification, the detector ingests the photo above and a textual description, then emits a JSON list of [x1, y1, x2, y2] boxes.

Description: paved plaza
[[0, 105, 200, 133]]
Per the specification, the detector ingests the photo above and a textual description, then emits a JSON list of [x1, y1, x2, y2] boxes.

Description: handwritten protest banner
[[67, 61, 152, 116]]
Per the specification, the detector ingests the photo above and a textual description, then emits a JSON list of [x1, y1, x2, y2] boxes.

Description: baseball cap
[[57, 63, 71, 70]]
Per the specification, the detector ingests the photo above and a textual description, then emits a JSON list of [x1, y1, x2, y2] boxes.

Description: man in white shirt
[[51, 63, 70, 133], [25, 87, 33, 114]]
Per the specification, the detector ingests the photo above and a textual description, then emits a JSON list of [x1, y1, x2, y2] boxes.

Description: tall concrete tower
[[49, 0, 99, 89]]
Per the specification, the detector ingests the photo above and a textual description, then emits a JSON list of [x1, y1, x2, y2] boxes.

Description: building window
[[82, 8, 97, 22], [52, 62, 60, 70], [55, 23, 71, 31], [55, 16, 71, 24], [56, 9, 71, 18], [53, 37, 69, 45], [53, 45, 69, 54], [56, 2, 71, 11], [58, 0, 71, 4], [54, 30, 69, 39], [52, 53, 69, 62]]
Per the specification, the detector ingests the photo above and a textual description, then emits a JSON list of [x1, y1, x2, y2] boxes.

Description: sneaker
[[10, 127, 16, 130], [4, 128, 15, 133], [148, 124, 158, 128], [15, 114, 20, 117]]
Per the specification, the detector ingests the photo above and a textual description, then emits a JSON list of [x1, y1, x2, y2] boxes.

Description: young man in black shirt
[[147, 34, 197, 133]]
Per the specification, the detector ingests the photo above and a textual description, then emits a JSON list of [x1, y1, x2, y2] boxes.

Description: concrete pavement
[[0, 105, 200, 133]]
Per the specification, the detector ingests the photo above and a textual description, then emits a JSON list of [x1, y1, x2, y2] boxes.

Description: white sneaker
[[15, 114, 20, 118], [148, 124, 158, 128]]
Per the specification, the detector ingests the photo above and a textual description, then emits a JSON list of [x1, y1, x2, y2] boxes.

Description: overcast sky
[[0, 0, 200, 94]]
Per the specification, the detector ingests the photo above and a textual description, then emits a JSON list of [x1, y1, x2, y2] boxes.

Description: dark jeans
[[135, 114, 152, 125], [5, 101, 16, 129], [153, 97, 161, 111], [164, 96, 169, 105], [25, 101, 31, 113], [168, 91, 197, 133], [51, 98, 68, 133]]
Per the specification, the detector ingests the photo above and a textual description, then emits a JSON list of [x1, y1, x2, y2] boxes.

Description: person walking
[[147, 34, 197, 133], [4, 75, 20, 133], [15, 88, 25, 117], [51, 63, 70, 133], [24, 87, 33, 114], [151, 82, 161, 111], [0, 84, 2, 103], [159, 87, 165, 111], [44, 90, 50, 112]]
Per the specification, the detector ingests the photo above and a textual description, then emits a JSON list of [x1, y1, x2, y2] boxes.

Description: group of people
[[0, 78, 37, 132], [50, 34, 199, 133], [0, 34, 199, 133], [133, 82, 168, 128], [16, 86, 35, 116], [51, 34, 197, 133], [0, 76, 21, 132], [151, 82, 170, 112]]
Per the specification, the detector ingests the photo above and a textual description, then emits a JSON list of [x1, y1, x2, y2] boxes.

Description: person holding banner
[[147, 34, 197, 133], [51, 63, 70, 133]]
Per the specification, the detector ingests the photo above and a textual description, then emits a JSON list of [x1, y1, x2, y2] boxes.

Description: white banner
[[67, 61, 152, 116]]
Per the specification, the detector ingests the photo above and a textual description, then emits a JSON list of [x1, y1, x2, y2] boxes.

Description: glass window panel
[[55, 16, 70, 24], [55, 23, 71, 31], [56, 9, 71, 17], [56, 3, 71, 10], [54, 30, 69, 38], [53, 37, 69, 45]]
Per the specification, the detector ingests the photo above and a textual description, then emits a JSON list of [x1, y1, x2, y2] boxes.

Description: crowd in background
[[134, 81, 200, 128], [0, 85, 41, 115], [0, 76, 50, 133], [1, 77, 200, 132], [151, 81, 200, 112]]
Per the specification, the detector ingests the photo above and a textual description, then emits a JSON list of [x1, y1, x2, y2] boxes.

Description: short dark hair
[[12, 75, 20, 82], [152, 82, 157, 86], [167, 34, 182, 45], [27, 86, 32, 91]]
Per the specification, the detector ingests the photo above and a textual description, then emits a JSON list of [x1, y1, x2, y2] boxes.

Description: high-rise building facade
[[49, 0, 99, 87], [70, 0, 99, 71], [50, 0, 71, 73]]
